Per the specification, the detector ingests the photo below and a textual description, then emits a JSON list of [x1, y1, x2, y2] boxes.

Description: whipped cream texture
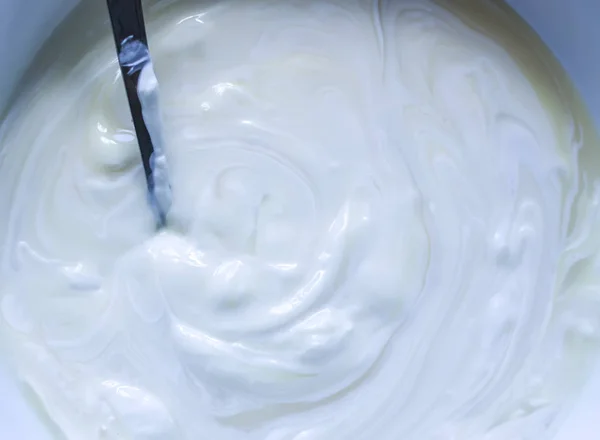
[[1, 1, 600, 439]]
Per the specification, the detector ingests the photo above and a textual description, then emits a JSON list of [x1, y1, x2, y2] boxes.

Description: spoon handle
[[106, 0, 148, 46], [106, 0, 160, 224]]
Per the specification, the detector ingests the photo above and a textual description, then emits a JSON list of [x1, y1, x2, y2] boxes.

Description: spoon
[[106, 0, 171, 228]]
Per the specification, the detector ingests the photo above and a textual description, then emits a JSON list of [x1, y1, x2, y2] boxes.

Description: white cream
[[1, 0, 600, 439], [138, 59, 172, 225], [117, 35, 172, 224]]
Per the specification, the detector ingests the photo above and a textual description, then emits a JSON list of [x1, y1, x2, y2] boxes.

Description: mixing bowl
[[0, 0, 599, 438]]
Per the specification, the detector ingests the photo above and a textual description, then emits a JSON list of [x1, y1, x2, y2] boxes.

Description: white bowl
[[1, 0, 599, 438]]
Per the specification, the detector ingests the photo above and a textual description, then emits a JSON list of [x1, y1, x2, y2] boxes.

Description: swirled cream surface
[[2, 0, 600, 439]]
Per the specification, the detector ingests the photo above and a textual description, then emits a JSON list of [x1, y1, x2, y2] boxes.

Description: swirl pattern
[[1, 0, 600, 439]]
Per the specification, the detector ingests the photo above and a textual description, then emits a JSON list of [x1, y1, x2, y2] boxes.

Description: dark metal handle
[[106, 0, 154, 194], [106, 0, 148, 48]]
